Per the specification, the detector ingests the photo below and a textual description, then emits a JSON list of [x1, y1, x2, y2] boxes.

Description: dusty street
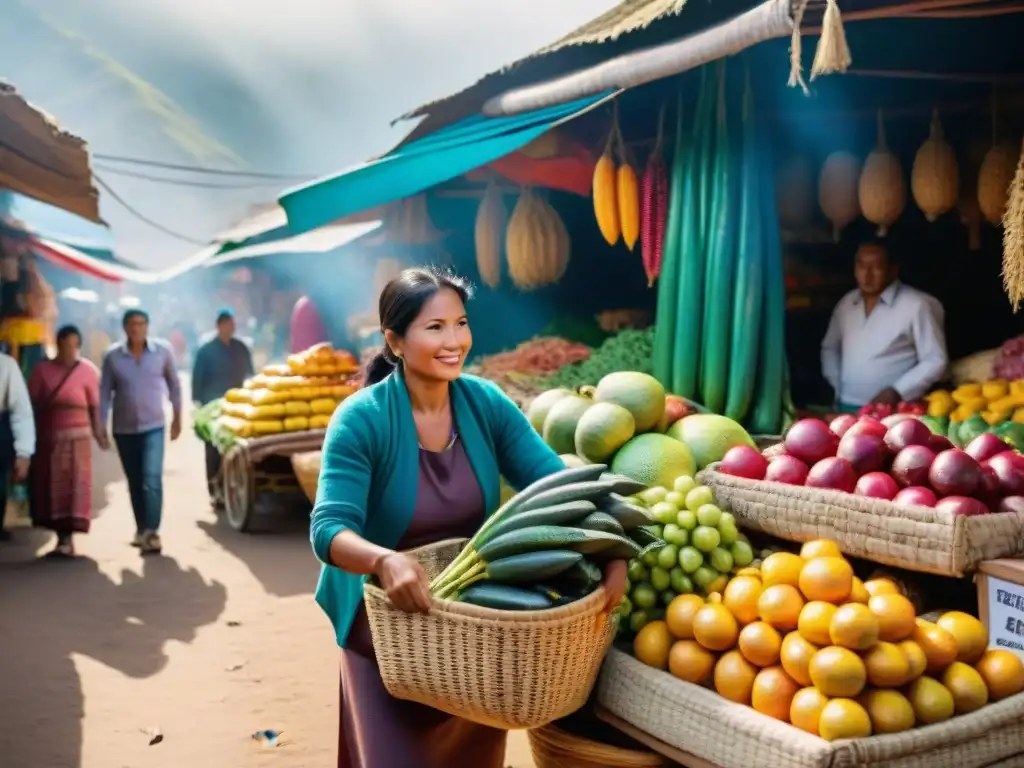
[[0, 402, 534, 768]]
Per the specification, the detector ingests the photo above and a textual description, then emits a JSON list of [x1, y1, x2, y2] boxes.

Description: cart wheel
[[223, 447, 256, 532]]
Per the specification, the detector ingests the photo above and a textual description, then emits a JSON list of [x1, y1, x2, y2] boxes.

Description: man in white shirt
[[821, 241, 948, 411], [0, 348, 35, 540]]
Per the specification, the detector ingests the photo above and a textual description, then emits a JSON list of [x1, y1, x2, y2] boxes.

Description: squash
[[978, 141, 1018, 225], [617, 161, 640, 251], [592, 149, 619, 245], [285, 400, 312, 416], [250, 404, 286, 420], [505, 190, 570, 290], [859, 111, 906, 237], [262, 364, 292, 377], [223, 388, 251, 404], [310, 398, 339, 415], [309, 414, 332, 430], [776, 155, 815, 230], [284, 416, 309, 432], [818, 151, 861, 241], [912, 110, 959, 223], [250, 419, 285, 435], [250, 389, 290, 406], [474, 179, 505, 288]]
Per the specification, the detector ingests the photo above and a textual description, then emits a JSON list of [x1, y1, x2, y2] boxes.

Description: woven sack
[[598, 649, 1024, 768], [290, 450, 321, 503], [698, 466, 1024, 577], [529, 724, 665, 768], [363, 538, 615, 729]]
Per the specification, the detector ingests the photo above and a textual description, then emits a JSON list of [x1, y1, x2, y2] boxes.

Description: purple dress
[[338, 438, 507, 768]]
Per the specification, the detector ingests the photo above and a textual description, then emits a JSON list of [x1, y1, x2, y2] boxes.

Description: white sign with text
[[987, 575, 1024, 662]]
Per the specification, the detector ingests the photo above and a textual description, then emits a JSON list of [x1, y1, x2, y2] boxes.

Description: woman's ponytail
[[364, 348, 398, 386]]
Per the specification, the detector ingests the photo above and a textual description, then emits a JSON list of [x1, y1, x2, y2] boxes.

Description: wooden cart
[[217, 429, 327, 532]]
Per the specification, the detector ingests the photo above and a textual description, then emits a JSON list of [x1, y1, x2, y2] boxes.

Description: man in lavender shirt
[[98, 309, 182, 554], [821, 241, 948, 412]]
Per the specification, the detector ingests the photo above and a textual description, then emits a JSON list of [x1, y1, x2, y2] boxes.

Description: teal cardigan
[[310, 371, 565, 646]]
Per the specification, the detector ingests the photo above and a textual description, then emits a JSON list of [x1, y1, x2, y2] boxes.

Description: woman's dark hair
[[56, 324, 82, 344], [364, 266, 474, 386]]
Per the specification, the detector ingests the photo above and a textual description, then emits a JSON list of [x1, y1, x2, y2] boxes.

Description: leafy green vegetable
[[532, 328, 655, 390]]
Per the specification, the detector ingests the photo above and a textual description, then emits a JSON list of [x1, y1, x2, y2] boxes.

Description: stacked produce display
[[923, 379, 1024, 450]]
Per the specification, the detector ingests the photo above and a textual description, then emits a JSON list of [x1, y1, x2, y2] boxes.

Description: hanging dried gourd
[[506, 189, 570, 290], [473, 180, 505, 288], [979, 143, 1018, 226], [818, 151, 861, 241], [640, 105, 669, 286], [1002, 138, 1024, 311], [912, 109, 959, 223], [776, 155, 815, 230], [859, 110, 906, 237], [380, 194, 443, 245], [592, 108, 620, 246], [614, 108, 640, 252]]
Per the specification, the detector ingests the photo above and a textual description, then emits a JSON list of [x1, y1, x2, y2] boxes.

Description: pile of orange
[[633, 539, 1024, 742]]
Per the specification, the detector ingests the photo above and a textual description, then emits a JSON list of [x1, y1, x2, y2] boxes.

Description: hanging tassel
[[1002, 137, 1024, 312], [787, 0, 810, 95], [811, 0, 852, 80]]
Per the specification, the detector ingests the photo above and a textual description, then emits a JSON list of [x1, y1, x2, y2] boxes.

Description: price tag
[[985, 574, 1024, 661]]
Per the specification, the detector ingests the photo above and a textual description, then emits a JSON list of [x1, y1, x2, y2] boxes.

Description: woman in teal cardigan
[[311, 267, 626, 768]]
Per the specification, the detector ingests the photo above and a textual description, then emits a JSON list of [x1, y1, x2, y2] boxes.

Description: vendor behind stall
[[821, 241, 949, 411]]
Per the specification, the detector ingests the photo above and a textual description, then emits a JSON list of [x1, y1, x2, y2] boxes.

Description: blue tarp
[[278, 91, 616, 236]]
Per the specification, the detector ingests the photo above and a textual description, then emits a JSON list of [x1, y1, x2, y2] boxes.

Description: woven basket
[[290, 451, 321, 503], [529, 724, 666, 768], [598, 649, 1024, 768], [699, 466, 1024, 577], [363, 539, 615, 730]]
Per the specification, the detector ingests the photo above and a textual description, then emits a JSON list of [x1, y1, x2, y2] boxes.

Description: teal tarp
[[278, 91, 617, 236]]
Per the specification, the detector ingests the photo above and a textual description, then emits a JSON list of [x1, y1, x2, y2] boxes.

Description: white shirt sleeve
[[821, 303, 843, 395], [1, 356, 35, 458]]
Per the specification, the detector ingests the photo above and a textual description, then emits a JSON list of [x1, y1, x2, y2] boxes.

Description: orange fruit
[[790, 687, 829, 735], [738, 621, 782, 667], [714, 650, 759, 704], [849, 577, 870, 604], [829, 603, 881, 651], [899, 640, 928, 682], [818, 698, 872, 741], [809, 646, 867, 697], [942, 661, 990, 714], [976, 649, 1024, 701], [798, 557, 854, 603], [666, 594, 705, 640], [906, 676, 955, 725], [800, 539, 843, 559], [692, 604, 739, 652], [723, 576, 763, 626], [668, 640, 716, 684], [863, 641, 911, 687], [761, 552, 804, 588], [936, 611, 989, 664], [863, 578, 900, 597], [758, 584, 805, 631], [633, 620, 673, 669], [860, 689, 915, 734], [912, 619, 959, 672], [780, 632, 819, 686], [734, 567, 762, 579], [706, 591, 724, 604], [798, 601, 837, 646], [751, 666, 800, 721], [868, 593, 917, 642]]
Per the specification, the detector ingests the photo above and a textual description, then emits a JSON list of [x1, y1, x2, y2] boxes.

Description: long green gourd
[[724, 72, 764, 423], [698, 61, 738, 414]]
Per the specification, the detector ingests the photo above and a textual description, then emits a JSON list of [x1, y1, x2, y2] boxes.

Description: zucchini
[[630, 525, 667, 549], [558, 558, 604, 589], [476, 525, 638, 563], [458, 583, 555, 611], [577, 511, 625, 536], [485, 500, 595, 542], [530, 583, 582, 607], [599, 473, 647, 497], [588, 537, 643, 562], [517, 479, 618, 513], [483, 550, 583, 584], [595, 494, 653, 530]]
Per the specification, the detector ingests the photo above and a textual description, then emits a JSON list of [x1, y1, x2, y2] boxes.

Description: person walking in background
[[97, 309, 182, 555], [0, 345, 35, 542], [28, 325, 101, 557], [191, 309, 253, 505]]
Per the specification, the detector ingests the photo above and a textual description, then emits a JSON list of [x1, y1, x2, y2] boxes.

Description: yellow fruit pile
[[633, 539, 1024, 742], [926, 380, 1024, 424], [219, 343, 359, 437]]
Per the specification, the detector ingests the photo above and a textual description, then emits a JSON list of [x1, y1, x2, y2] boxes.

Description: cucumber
[[484, 550, 583, 584], [485, 500, 596, 542], [518, 480, 618, 513], [577, 511, 626, 536], [630, 525, 667, 549], [458, 583, 555, 611], [476, 525, 638, 562], [595, 494, 653, 530], [558, 558, 604, 589], [599, 473, 647, 497], [588, 537, 643, 562], [530, 583, 583, 606]]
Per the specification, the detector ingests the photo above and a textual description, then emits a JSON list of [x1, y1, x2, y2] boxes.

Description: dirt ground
[[0, 394, 535, 768]]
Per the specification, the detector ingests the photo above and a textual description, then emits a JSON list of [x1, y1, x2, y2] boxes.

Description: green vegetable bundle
[[533, 328, 655, 391], [430, 465, 664, 611]]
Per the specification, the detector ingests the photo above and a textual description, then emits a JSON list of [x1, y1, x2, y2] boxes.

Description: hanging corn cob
[[615, 106, 640, 252], [640, 106, 669, 286], [592, 110, 620, 246]]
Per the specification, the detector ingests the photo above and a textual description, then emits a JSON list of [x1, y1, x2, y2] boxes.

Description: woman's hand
[[376, 552, 433, 614], [601, 559, 629, 613]]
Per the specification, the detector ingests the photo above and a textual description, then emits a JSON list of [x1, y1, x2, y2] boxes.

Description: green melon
[[610, 433, 696, 489], [526, 388, 573, 434], [574, 402, 636, 464], [542, 394, 594, 455], [665, 413, 755, 470], [595, 371, 666, 433]]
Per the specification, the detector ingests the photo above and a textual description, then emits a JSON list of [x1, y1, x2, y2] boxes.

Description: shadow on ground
[[0, 542, 227, 768]]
